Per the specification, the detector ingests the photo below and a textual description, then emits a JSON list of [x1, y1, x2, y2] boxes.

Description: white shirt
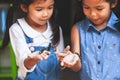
[[9, 18, 64, 79]]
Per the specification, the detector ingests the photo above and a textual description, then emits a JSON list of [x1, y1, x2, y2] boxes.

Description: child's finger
[[43, 50, 50, 55], [40, 53, 49, 60], [64, 45, 70, 52], [56, 52, 68, 57], [28, 54, 36, 59]]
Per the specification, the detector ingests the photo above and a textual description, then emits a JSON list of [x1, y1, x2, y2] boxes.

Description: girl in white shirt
[[9, 0, 64, 80]]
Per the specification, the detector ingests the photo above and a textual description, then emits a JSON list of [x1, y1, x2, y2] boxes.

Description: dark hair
[[20, 0, 60, 47], [106, 0, 117, 3], [113, 0, 120, 31], [80, 0, 117, 3], [80, 0, 118, 6]]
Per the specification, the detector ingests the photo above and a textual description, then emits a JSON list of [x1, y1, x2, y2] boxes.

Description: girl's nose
[[90, 10, 97, 17], [42, 11, 48, 18]]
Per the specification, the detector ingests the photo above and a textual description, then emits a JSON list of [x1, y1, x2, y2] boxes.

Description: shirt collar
[[106, 12, 119, 31], [42, 22, 53, 39], [84, 18, 94, 31], [86, 12, 119, 31], [18, 18, 52, 39]]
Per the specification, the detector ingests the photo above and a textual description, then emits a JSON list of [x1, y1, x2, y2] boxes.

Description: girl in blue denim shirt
[[68, 0, 120, 80]]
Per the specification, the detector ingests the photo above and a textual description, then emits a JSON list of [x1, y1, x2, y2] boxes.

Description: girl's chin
[[39, 21, 47, 25]]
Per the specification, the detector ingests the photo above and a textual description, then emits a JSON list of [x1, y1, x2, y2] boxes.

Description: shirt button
[[30, 46, 34, 52], [98, 45, 101, 49], [98, 61, 100, 64]]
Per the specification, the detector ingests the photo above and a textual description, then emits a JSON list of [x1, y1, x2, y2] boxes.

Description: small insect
[[39, 43, 51, 54], [39, 48, 47, 54]]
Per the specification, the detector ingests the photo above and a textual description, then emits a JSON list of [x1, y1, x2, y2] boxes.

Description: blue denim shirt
[[77, 12, 120, 80]]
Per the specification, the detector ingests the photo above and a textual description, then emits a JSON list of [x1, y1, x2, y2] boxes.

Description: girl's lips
[[91, 18, 99, 22], [40, 20, 47, 22]]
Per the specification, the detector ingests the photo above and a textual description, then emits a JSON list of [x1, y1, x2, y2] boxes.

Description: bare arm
[[70, 24, 81, 72], [71, 24, 80, 54], [57, 24, 81, 71]]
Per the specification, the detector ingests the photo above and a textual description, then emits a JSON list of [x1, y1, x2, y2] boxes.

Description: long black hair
[[20, 0, 60, 48]]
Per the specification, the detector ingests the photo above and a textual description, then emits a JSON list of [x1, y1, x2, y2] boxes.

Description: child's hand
[[39, 50, 50, 60], [64, 45, 70, 52], [60, 52, 80, 68], [24, 51, 50, 69], [56, 45, 70, 62], [56, 52, 68, 62], [28, 50, 50, 60]]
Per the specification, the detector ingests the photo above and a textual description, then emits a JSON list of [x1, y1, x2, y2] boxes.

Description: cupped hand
[[56, 45, 71, 62], [61, 53, 80, 68], [27, 50, 50, 61]]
